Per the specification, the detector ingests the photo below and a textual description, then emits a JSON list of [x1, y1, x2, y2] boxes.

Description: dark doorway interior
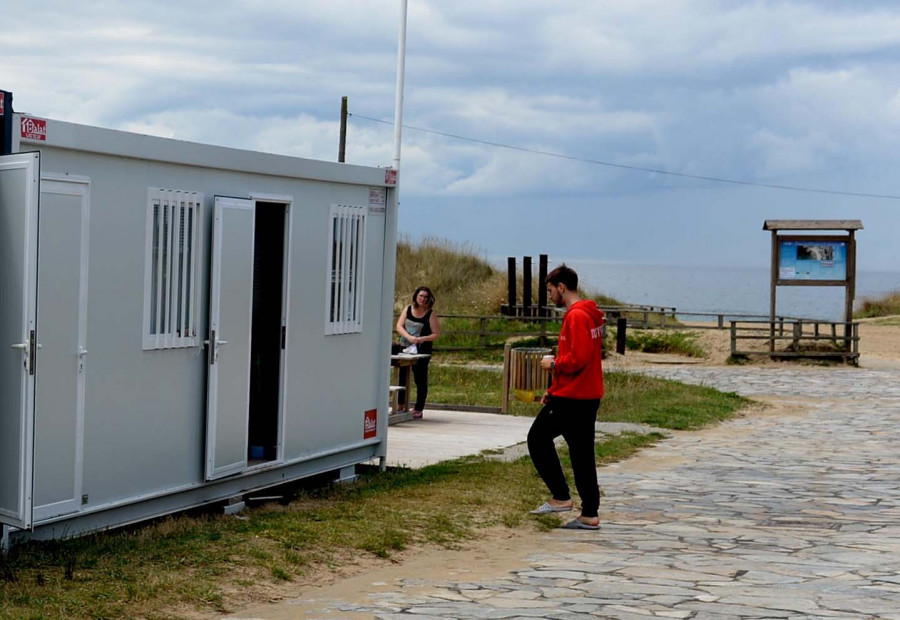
[[248, 202, 286, 463]]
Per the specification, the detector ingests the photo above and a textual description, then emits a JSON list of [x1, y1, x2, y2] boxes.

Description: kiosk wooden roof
[[763, 220, 864, 231]]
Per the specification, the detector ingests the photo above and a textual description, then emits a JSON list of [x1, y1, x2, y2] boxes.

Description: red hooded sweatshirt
[[547, 299, 605, 400]]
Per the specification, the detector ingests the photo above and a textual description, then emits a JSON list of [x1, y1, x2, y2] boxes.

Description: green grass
[[855, 291, 900, 319], [601, 372, 745, 430], [623, 329, 706, 358], [427, 364, 748, 428]]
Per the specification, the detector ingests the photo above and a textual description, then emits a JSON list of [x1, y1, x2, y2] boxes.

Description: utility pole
[[338, 96, 348, 163]]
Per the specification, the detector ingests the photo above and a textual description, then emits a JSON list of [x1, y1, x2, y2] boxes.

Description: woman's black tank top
[[403, 305, 433, 354]]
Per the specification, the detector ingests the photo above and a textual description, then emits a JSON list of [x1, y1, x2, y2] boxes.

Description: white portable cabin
[[0, 94, 399, 547]]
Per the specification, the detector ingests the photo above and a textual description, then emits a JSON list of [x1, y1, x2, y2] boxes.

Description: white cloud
[[3, 0, 900, 269]]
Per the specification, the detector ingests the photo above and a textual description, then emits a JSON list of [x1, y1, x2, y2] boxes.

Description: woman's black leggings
[[527, 396, 601, 518], [395, 356, 431, 411]]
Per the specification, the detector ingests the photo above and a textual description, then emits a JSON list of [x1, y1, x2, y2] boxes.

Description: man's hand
[[540, 393, 549, 405]]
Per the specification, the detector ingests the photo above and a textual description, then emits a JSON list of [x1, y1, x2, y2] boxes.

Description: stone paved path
[[230, 365, 900, 619]]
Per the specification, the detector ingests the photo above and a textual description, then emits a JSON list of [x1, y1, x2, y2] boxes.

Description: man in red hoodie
[[528, 264, 605, 530]]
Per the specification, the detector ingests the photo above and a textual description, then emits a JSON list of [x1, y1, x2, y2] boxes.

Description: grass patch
[[595, 431, 667, 464], [623, 329, 706, 358], [601, 372, 746, 430], [428, 365, 748, 429], [855, 291, 900, 319]]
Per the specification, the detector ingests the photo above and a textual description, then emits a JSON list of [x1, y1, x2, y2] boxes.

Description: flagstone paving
[[229, 365, 900, 619]]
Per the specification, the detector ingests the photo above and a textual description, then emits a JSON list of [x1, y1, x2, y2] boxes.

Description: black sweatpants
[[405, 357, 430, 411], [392, 344, 430, 411], [527, 396, 602, 518]]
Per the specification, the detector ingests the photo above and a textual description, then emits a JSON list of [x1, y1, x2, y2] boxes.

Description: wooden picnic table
[[389, 353, 430, 425]]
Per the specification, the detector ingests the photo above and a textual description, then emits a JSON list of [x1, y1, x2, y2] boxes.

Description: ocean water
[[553, 260, 900, 322]]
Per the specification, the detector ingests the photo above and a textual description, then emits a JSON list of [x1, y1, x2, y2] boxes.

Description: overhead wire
[[349, 112, 900, 201]]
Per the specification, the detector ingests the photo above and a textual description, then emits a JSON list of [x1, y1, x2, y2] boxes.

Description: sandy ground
[[605, 318, 900, 369], [196, 321, 900, 619]]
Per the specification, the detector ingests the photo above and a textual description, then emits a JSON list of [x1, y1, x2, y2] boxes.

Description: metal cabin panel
[[281, 189, 386, 460], [0, 152, 40, 529], [32, 177, 90, 521], [21, 121, 389, 527]]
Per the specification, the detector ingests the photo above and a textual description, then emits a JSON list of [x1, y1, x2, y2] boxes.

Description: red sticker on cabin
[[21, 117, 47, 141], [0, 96, 4, 117], [384, 169, 398, 186], [363, 409, 377, 439]]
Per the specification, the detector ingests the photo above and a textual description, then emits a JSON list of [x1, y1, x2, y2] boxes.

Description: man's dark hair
[[546, 264, 578, 291]]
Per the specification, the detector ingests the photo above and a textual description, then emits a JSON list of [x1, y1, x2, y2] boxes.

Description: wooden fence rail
[[730, 319, 859, 365], [396, 309, 824, 352]]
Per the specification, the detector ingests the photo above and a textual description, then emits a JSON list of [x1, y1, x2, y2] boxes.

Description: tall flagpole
[[392, 0, 408, 173], [376, 0, 409, 467]]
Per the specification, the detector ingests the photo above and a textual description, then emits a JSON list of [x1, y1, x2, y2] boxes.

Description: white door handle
[[78, 347, 88, 358], [11, 343, 27, 350], [217, 340, 229, 346]]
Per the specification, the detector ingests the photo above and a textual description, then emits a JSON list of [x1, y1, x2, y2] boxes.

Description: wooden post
[[501, 343, 512, 414], [523, 256, 532, 318], [730, 321, 737, 354], [538, 254, 548, 317], [769, 230, 778, 353], [717, 314, 724, 329], [616, 317, 627, 355], [338, 96, 348, 163], [507, 257, 516, 317], [844, 230, 856, 353], [479, 317, 487, 348]]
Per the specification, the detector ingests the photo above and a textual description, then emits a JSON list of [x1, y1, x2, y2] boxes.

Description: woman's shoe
[[411, 409, 423, 419]]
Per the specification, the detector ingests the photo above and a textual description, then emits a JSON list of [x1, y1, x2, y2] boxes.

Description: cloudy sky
[[4, 0, 900, 274]]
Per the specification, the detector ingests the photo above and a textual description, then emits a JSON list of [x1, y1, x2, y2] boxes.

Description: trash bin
[[501, 346, 552, 413]]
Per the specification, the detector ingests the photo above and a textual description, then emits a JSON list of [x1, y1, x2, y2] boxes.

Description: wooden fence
[[730, 319, 860, 364], [401, 308, 853, 360]]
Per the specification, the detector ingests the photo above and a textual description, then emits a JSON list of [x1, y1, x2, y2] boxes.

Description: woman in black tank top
[[394, 286, 441, 417]]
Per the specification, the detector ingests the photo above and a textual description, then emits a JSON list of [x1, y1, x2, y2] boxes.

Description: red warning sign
[[363, 409, 377, 439], [21, 117, 47, 141]]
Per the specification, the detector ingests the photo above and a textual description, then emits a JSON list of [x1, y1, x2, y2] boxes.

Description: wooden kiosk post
[[763, 219, 863, 362]]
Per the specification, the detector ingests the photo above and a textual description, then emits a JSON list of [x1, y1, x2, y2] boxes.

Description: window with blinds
[[142, 188, 203, 349], [325, 204, 366, 335]]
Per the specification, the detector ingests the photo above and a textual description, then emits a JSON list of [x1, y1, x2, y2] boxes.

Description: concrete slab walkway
[[229, 364, 900, 619], [379, 409, 534, 468]]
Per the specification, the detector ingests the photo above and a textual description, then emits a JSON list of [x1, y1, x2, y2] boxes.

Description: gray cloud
[[3, 0, 899, 270]]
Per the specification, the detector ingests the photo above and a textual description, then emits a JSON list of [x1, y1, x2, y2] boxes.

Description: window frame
[[142, 188, 204, 350], [325, 204, 367, 335]]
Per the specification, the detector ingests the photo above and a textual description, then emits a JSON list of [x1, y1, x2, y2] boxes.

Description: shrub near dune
[[856, 291, 900, 319]]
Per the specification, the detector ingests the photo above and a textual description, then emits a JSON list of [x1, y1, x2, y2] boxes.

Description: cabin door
[[0, 152, 40, 530], [205, 197, 255, 480], [32, 175, 90, 521]]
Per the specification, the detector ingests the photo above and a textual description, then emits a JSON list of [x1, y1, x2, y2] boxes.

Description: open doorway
[[248, 202, 287, 463]]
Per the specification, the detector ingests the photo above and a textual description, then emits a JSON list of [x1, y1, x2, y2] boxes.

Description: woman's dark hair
[[412, 286, 435, 309]]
